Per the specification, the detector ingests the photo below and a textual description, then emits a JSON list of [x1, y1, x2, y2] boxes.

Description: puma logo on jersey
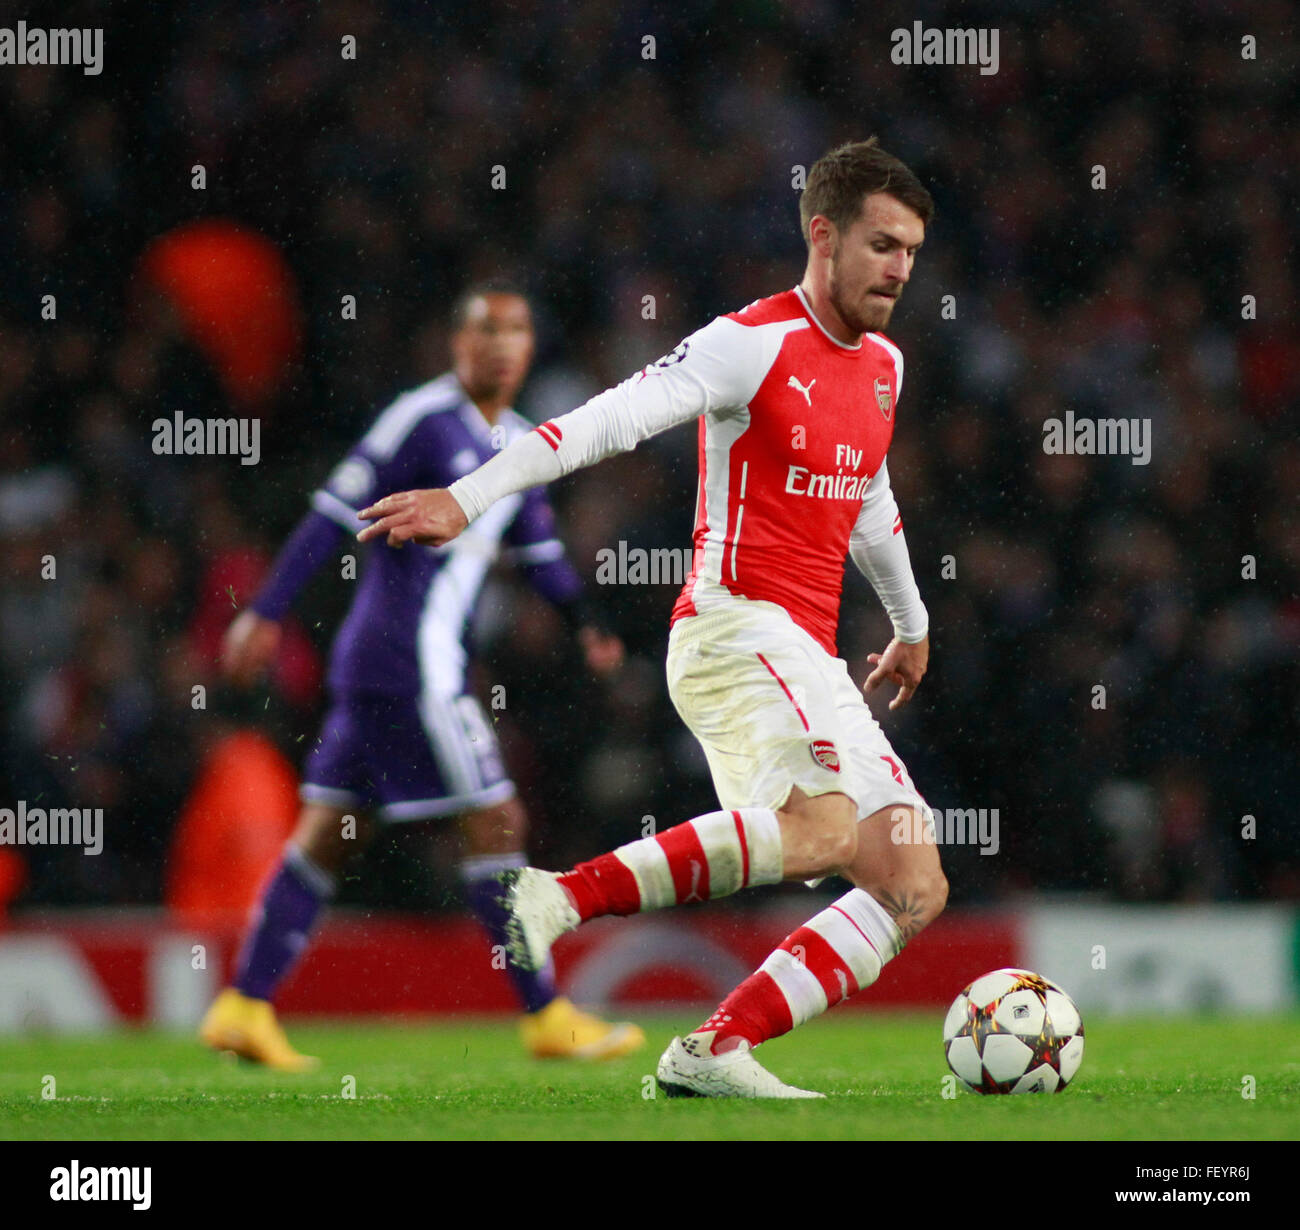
[[788, 375, 816, 405]]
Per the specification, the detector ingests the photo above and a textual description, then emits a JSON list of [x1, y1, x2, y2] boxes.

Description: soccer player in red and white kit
[[359, 139, 946, 1097]]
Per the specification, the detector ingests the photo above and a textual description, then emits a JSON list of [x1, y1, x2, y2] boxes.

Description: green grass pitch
[[1, 1013, 1296, 1141]]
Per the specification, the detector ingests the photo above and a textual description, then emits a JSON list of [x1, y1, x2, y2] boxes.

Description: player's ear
[[809, 215, 836, 258]]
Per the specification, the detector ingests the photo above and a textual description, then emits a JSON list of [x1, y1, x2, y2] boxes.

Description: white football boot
[[499, 867, 580, 972], [656, 1033, 826, 1099]]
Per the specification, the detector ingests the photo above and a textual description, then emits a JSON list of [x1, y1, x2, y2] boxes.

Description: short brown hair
[[799, 138, 934, 246]]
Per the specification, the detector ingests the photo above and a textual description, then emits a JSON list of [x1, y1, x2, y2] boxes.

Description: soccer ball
[[942, 968, 1085, 1094]]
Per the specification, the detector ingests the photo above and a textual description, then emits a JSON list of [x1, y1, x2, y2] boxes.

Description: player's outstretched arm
[[358, 317, 763, 547], [357, 487, 467, 547], [223, 505, 347, 684]]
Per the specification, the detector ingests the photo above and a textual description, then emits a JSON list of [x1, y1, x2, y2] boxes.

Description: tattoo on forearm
[[875, 888, 924, 944]]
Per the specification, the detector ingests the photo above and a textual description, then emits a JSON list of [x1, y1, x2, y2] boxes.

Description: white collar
[[793, 284, 863, 351]]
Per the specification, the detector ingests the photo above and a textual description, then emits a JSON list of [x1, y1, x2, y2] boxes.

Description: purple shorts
[[300, 691, 514, 822]]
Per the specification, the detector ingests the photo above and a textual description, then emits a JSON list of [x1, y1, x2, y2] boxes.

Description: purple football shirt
[[251, 372, 585, 697]]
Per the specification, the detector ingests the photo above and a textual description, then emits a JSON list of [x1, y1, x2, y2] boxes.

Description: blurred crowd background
[[1, 0, 1296, 915]]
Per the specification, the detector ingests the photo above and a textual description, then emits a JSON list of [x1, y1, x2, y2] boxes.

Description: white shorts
[[666, 598, 933, 829]]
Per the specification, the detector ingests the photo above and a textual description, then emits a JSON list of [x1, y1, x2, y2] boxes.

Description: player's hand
[[579, 626, 624, 676], [356, 488, 468, 548], [222, 609, 282, 687], [864, 634, 929, 711]]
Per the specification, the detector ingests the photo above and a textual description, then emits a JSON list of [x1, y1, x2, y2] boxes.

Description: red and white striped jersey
[[665, 287, 905, 652], [449, 286, 927, 655]]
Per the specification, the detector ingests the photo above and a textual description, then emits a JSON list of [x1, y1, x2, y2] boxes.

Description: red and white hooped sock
[[557, 808, 783, 921], [693, 887, 905, 1054]]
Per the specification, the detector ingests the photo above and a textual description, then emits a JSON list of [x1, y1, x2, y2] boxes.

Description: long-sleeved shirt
[[449, 288, 927, 655]]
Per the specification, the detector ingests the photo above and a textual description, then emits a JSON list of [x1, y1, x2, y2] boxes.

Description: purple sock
[[233, 846, 334, 1001], [460, 854, 557, 1014]]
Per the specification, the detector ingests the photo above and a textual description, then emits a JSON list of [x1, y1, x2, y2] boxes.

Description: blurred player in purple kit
[[199, 286, 644, 1067]]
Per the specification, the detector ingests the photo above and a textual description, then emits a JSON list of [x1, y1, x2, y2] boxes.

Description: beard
[[828, 272, 898, 335]]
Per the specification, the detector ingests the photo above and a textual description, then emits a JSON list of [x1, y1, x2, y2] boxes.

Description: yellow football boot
[[520, 997, 646, 1060], [198, 988, 319, 1072]]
